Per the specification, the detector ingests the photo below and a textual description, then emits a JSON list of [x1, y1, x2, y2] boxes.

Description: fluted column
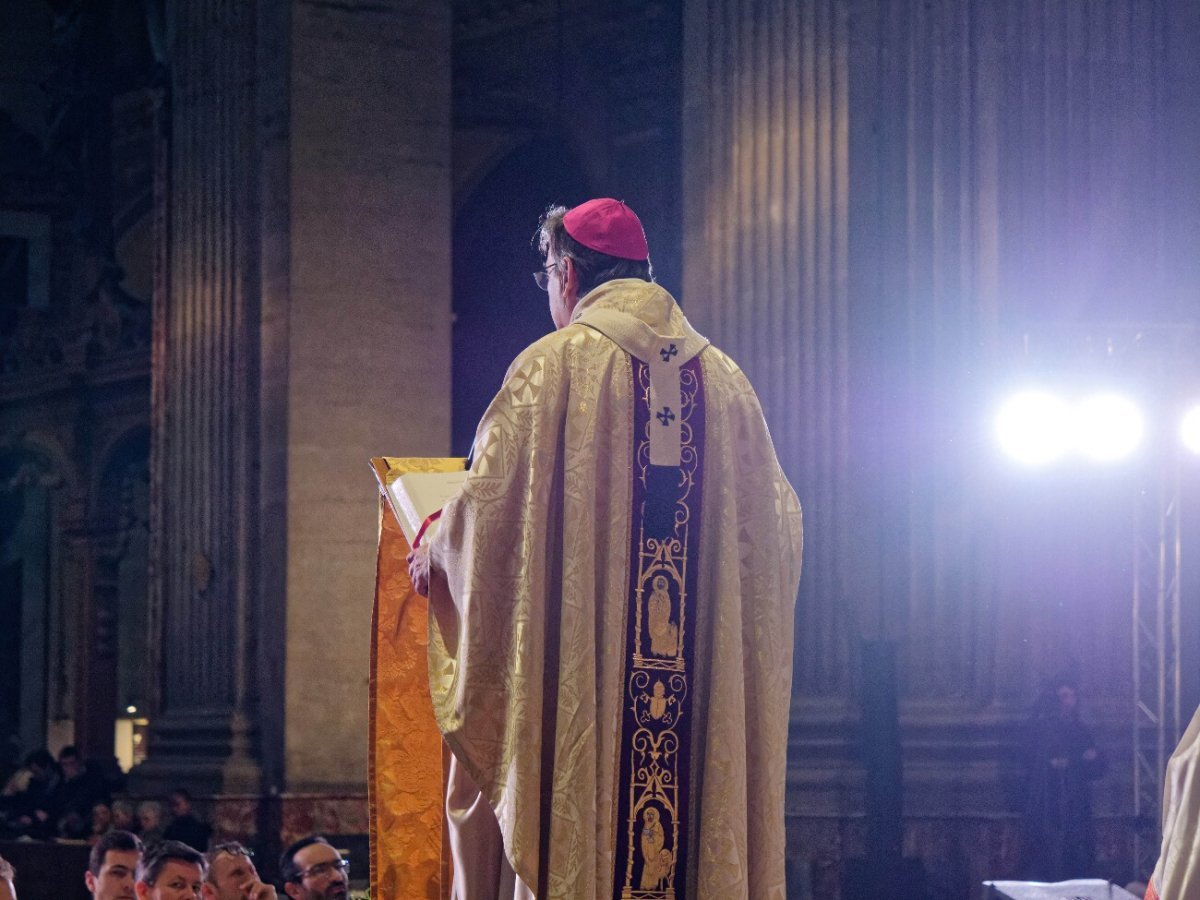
[[683, 0, 853, 702], [139, 0, 260, 792], [684, 0, 1200, 836], [140, 0, 453, 797]]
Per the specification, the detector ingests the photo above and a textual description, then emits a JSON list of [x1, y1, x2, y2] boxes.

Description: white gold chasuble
[[427, 279, 803, 899]]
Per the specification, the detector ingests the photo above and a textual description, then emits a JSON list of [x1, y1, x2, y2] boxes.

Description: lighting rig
[[991, 325, 1199, 881]]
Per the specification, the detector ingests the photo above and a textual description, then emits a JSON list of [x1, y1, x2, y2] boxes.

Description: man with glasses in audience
[[278, 837, 348, 900], [85, 829, 143, 900], [202, 842, 275, 900]]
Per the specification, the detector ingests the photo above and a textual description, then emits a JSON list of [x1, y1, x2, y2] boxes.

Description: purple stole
[[613, 354, 706, 899]]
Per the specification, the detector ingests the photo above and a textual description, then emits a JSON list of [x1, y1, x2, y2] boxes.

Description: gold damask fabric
[[426, 280, 803, 899], [1149, 705, 1200, 900], [370, 458, 466, 899]]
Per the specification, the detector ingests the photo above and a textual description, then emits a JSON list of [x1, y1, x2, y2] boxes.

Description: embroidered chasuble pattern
[[614, 355, 705, 899], [414, 280, 802, 898]]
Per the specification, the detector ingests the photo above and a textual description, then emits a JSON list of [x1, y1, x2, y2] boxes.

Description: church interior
[[1, 0, 1199, 897]]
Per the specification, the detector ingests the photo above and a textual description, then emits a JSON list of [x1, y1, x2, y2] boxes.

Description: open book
[[370, 457, 469, 547]]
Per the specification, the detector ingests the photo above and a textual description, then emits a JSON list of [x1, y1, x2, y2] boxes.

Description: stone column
[[683, 0, 1200, 869], [684, 0, 854, 701], [138, 0, 453, 802], [682, 0, 861, 823], [278, 0, 452, 795], [137, 0, 262, 793]]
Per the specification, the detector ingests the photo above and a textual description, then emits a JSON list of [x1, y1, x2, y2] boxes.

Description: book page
[[387, 470, 469, 545], [369, 457, 469, 547]]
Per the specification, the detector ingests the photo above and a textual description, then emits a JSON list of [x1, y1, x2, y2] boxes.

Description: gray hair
[[535, 205, 653, 297]]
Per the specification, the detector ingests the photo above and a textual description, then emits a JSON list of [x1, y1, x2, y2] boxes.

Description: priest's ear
[[560, 255, 581, 305]]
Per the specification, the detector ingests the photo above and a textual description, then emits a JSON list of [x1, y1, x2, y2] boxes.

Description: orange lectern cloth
[[369, 456, 464, 899]]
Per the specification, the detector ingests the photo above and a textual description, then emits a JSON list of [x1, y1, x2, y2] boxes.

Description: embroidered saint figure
[[657, 849, 674, 885], [647, 574, 679, 657], [639, 807, 666, 889], [649, 681, 669, 720]]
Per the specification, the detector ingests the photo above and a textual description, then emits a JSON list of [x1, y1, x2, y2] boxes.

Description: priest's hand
[[407, 543, 431, 596]]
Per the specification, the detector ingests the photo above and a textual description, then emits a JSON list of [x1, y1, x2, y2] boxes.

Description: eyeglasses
[[294, 858, 349, 882], [533, 261, 558, 291]]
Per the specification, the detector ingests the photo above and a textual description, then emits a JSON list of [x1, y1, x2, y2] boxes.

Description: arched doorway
[[82, 426, 150, 769], [451, 137, 588, 455], [0, 447, 59, 757]]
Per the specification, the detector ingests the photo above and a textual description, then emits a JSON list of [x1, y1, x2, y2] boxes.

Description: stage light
[[995, 391, 1072, 465], [1182, 405, 1200, 455], [1072, 393, 1144, 462]]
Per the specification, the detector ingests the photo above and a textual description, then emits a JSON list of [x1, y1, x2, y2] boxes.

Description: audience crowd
[[0, 746, 208, 850], [0, 746, 356, 898], [0, 830, 353, 898]]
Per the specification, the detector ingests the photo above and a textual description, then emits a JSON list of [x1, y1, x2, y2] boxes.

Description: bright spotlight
[[1074, 393, 1144, 462], [1182, 405, 1200, 455], [995, 391, 1072, 465]]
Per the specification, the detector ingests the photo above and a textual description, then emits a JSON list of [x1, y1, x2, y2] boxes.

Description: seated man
[[111, 799, 136, 833], [278, 836, 349, 900], [85, 830, 143, 900], [91, 802, 114, 843], [137, 801, 166, 846], [52, 746, 110, 839], [164, 789, 211, 851], [9, 749, 58, 838], [203, 842, 276, 900], [135, 840, 206, 900]]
